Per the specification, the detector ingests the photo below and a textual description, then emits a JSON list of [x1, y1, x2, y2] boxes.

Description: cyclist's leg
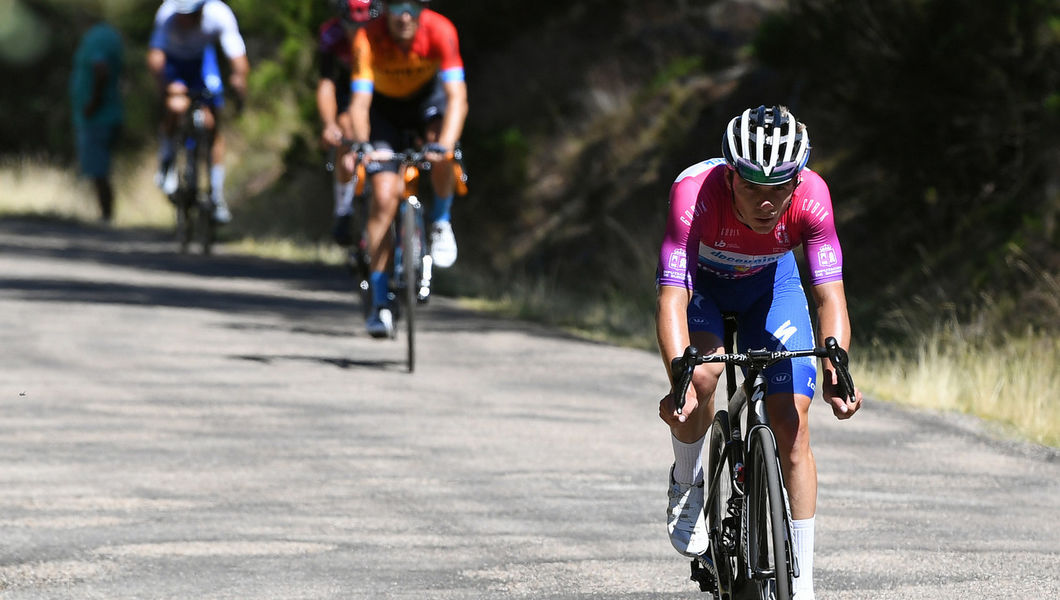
[[332, 111, 357, 244], [363, 167, 399, 336], [419, 77, 458, 267], [665, 278, 725, 558], [157, 53, 210, 194], [738, 252, 818, 598], [198, 47, 231, 223]]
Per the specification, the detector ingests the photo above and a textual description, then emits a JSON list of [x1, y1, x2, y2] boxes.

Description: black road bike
[[168, 91, 219, 255], [670, 314, 855, 600]]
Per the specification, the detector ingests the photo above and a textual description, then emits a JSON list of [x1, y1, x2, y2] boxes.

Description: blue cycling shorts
[[163, 46, 224, 108], [687, 251, 818, 398]]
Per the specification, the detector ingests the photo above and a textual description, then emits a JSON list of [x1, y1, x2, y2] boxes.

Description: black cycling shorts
[[367, 75, 447, 174]]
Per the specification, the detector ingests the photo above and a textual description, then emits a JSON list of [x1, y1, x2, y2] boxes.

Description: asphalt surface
[[0, 217, 1057, 599]]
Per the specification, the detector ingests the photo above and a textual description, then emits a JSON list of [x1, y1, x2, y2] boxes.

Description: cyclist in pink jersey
[[656, 106, 863, 600]]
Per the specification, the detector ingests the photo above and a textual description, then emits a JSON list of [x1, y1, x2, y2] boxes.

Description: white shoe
[[429, 220, 457, 268], [365, 307, 394, 339], [666, 464, 709, 557], [155, 161, 178, 195], [212, 195, 232, 224]]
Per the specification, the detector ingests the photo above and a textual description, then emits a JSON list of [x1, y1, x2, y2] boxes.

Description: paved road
[[0, 218, 1057, 599]]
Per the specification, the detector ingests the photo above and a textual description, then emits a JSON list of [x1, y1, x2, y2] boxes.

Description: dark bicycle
[[671, 314, 855, 600], [168, 90, 220, 255], [342, 146, 434, 373]]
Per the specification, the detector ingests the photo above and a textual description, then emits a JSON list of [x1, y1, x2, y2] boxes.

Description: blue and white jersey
[[149, 0, 246, 61]]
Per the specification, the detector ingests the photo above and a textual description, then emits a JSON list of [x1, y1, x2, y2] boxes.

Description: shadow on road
[[234, 353, 406, 371], [0, 216, 586, 345]]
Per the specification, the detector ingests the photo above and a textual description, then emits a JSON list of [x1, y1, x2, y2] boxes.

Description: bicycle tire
[[706, 410, 741, 600], [746, 427, 793, 600], [400, 197, 417, 373], [175, 194, 192, 254], [199, 197, 215, 256], [176, 140, 200, 255]]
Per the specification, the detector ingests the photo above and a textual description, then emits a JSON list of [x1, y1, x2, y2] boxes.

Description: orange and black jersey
[[351, 9, 464, 100]]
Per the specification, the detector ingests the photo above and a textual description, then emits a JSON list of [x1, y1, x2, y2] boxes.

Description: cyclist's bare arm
[[349, 90, 372, 143], [342, 90, 373, 173], [146, 49, 166, 88], [432, 79, 468, 157], [657, 284, 697, 424], [228, 54, 249, 99], [811, 279, 863, 418], [316, 78, 342, 147]]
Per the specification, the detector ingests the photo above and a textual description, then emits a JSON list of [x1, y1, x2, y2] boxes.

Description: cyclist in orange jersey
[[344, 0, 467, 338]]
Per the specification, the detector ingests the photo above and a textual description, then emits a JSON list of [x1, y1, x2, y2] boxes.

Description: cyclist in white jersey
[[147, 0, 248, 224]]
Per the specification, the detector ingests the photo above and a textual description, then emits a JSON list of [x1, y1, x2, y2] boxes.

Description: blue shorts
[[687, 251, 818, 398], [76, 121, 120, 178], [163, 46, 224, 108]]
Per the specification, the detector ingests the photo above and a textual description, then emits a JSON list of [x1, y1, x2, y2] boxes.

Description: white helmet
[[722, 105, 811, 186], [171, 0, 207, 14]]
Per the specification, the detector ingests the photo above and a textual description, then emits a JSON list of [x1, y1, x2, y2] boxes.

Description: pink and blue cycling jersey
[[657, 158, 844, 290]]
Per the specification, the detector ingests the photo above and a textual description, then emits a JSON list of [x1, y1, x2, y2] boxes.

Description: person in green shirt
[[70, 19, 124, 222]]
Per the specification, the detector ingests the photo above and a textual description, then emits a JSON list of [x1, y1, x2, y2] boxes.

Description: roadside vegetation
[[1, 0, 1056, 447]]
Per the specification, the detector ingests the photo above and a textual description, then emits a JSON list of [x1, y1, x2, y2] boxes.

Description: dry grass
[[0, 156, 340, 264], [0, 155, 173, 227], [854, 326, 1060, 447], [226, 237, 345, 264]]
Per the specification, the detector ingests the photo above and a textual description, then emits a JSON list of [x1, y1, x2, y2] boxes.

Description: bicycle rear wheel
[[400, 197, 418, 373], [198, 196, 215, 255], [175, 142, 200, 255], [175, 193, 193, 254], [746, 427, 793, 600], [705, 410, 742, 600]]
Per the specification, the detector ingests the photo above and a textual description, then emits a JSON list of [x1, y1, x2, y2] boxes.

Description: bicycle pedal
[[689, 557, 718, 594]]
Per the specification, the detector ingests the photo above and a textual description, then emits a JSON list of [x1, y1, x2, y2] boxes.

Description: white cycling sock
[[671, 433, 705, 485], [791, 516, 815, 599], [334, 180, 355, 217], [210, 165, 226, 204]]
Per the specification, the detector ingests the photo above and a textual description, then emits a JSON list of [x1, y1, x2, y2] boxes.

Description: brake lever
[[824, 337, 856, 404], [670, 346, 699, 415]]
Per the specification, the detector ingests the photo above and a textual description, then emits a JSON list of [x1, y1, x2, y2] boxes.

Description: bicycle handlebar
[[670, 337, 856, 414], [325, 140, 446, 173]]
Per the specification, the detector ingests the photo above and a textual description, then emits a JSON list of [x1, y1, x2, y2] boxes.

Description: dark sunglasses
[[387, 2, 423, 17]]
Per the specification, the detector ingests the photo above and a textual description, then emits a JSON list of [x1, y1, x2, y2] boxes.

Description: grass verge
[[854, 325, 1060, 448]]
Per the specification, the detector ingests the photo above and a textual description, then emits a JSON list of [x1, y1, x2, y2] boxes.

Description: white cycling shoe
[[155, 161, 179, 195], [429, 220, 457, 268], [667, 464, 709, 557], [210, 191, 233, 224], [365, 307, 394, 339]]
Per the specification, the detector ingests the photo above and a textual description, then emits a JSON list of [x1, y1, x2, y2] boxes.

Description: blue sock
[[369, 271, 388, 307], [430, 194, 454, 223]]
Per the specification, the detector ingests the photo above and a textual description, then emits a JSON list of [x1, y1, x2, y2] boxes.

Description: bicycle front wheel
[[400, 197, 418, 373], [198, 197, 215, 256], [746, 427, 793, 600], [706, 410, 742, 600]]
